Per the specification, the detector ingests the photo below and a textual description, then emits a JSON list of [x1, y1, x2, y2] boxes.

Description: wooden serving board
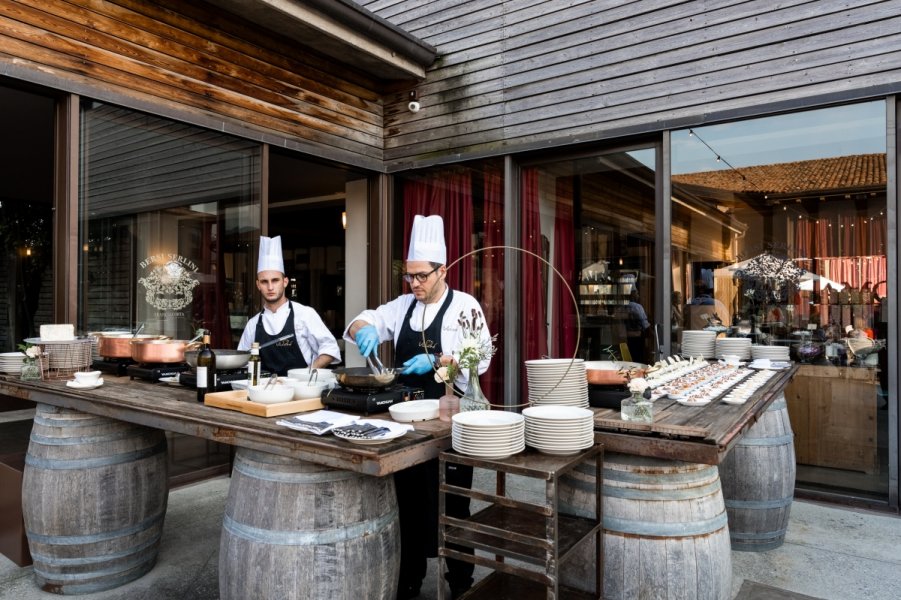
[[204, 390, 323, 417]]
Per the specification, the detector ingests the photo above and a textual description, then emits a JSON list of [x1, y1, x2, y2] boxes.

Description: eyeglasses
[[402, 265, 440, 283]]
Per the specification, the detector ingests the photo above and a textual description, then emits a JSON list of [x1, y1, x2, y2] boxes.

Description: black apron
[[254, 302, 307, 376], [393, 289, 474, 593]]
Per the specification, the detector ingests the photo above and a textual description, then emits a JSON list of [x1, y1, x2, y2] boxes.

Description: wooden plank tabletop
[[0, 375, 451, 477], [591, 364, 799, 465]]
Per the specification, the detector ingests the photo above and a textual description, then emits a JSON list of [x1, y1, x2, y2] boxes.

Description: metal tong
[[263, 373, 278, 390], [258, 333, 294, 350], [366, 353, 385, 376]]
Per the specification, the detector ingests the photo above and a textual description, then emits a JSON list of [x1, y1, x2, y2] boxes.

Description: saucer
[[67, 378, 104, 390]]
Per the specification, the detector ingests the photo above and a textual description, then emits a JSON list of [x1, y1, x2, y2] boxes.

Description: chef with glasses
[[344, 214, 492, 600]]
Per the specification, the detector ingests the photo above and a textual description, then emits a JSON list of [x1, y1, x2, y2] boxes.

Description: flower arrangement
[[18, 342, 43, 380], [434, 308, 497, 393], [628, 377, 650, 396], [18, 342, 42, 365], [619, 367, 653, 422]]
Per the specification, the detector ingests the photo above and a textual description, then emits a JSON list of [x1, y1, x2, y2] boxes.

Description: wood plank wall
[[359, 0, 901, 169], [0, 0, 387, 169]]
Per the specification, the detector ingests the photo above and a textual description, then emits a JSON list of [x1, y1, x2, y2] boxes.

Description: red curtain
[[480, 166, 505, 403], [402, 171, 474, 293], [521, 168, 548, 362], [551, 179, 577, 358]]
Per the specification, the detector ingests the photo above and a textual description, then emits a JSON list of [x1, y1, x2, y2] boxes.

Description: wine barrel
[[559, 453, 732, 600], [22, 404, 168, 594], [719, 393, 796, 551], [219, 449, 400, 600]]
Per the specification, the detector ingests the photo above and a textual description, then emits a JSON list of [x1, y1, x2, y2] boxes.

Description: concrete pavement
[[2, 474, 900, 600]]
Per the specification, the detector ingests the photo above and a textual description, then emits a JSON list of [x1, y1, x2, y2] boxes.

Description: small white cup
[[722, 355, 741, 367], [74, 370, 102, 385]]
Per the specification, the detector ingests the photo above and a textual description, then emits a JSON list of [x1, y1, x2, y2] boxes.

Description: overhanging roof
[[203, 0, 436, 80]]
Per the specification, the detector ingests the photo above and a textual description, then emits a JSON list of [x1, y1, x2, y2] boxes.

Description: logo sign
[[137, 255, 200, 314]]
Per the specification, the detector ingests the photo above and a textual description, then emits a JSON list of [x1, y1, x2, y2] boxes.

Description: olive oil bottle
[[247, 342, 262, 386]]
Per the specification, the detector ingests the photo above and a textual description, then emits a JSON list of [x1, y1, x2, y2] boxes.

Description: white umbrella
[[714, 253, 806, 286], [799, 273, 845, 291]]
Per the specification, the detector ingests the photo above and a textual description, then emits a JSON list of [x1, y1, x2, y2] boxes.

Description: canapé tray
[[204, 390, 323, 417]]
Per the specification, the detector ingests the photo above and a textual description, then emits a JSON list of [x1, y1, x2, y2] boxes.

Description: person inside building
[[238, 235, 340, 375], [344, 214, 492, 600], [625, 287, 651, 363]]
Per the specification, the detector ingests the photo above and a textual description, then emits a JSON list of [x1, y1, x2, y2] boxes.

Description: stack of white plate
[[452, 411, 525, 460], [524, 359, 589, 408], [715, 337, 752, 360], [751, 345, 791, 361], [0, 352, 25, 375], [681, 330, 718, 358], [523, 405, 594, 456]]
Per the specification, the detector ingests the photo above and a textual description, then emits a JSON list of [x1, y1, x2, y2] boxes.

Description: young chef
[[344, 215, 492, 600], [238, 235, 341, 375]]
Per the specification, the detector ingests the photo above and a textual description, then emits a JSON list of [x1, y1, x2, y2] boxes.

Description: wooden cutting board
[[204, 390, 323, 417]]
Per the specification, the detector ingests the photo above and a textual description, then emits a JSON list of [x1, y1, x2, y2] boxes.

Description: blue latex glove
[[401, 353, 434, 376], [354, 325, 380, 357]]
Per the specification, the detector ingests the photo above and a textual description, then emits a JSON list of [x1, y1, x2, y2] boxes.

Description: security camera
[[408, 101, 421, 113]]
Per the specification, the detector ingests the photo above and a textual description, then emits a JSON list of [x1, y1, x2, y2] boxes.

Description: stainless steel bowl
[[184, 349, 250, 370]]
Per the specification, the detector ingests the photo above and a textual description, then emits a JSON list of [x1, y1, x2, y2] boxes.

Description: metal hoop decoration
[[417, 244, 581, 408]]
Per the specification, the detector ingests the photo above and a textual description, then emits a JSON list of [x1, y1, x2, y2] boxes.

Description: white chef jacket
[[343, 287, 492, 391], [238, 300, 341, 366]]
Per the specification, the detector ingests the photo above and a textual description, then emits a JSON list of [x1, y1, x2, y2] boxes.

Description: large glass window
[[392, 160, 505, 402], [671, 101, 889, 500], [0, 85, 55, 350], [522, 149, 658, 367], [79, 101, 261, 347]]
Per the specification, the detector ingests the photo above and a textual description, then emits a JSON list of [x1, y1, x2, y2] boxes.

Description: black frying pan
[[333, 367, 398, 391]]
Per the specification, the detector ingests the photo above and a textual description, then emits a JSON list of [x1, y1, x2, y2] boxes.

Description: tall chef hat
[[406, 215, 446, 264], [257, 235, 285, 274]]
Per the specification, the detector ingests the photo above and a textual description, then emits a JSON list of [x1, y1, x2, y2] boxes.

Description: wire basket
[[27, 338, 94, 379]]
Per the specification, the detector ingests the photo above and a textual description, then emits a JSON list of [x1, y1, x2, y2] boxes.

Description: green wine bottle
[[196, 334, 216, 403]]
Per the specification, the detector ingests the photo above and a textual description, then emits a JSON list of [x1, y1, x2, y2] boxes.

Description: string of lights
[[687, 129, 761, 190]]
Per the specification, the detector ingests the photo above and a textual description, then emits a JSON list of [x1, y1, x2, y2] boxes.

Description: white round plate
[[452, 411, 523, 427], [66, 378, 104, 390], [389, 400, 440, 422], [675, 398, 711, 406], [523, 405, 593, 419], [721, 397, 748, 405]]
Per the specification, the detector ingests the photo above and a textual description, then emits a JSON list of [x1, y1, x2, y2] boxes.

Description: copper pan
[[584, 360, 647, 386], [131, 339, 201, 364], [97, 333, 162, 359]]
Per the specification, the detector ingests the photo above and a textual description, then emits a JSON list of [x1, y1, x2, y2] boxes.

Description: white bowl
[[389, 399, 440, 422], [74, 370, 102, 384], [291, 381, 328, 400], [247, 384, 295, 404], [287, 368, 337, 383]]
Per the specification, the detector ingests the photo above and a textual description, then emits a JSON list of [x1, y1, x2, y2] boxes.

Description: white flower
[[433, 366, 449, 384], [25, 346, 42, 359], [628, 377, 649, 394], [460, 338, 480, 351]]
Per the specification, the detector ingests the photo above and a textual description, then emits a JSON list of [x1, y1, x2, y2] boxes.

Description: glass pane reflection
[[79, 101, 261, 347], [523, 148, 657, 365], [671, 100, 889, 501]]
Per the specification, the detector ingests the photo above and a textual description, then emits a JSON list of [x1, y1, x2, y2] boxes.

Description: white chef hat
[[257, 235, 285, 274], [406, 215, 446, 264]]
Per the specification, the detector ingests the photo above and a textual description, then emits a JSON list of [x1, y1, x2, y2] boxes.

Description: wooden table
[[591, 364, 799, 465], [0, 375, 451, 476], [0, 375, 452, 598]]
